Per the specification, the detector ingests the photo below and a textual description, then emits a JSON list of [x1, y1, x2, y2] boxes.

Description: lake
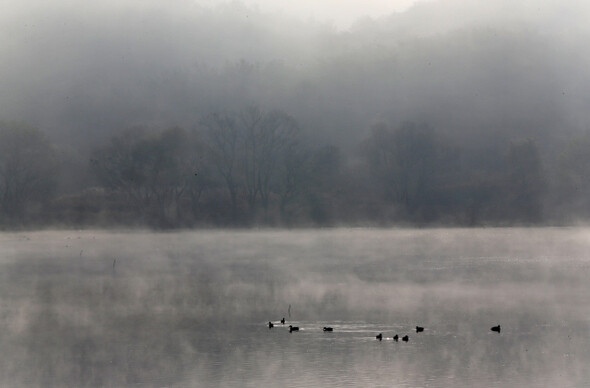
[[0, 228, 589, 387]]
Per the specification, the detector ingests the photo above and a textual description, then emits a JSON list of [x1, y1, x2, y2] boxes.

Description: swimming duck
[[416, 326, 424, 333], [402, 335, 409, 342], [289, 325, 299, 333], [323, 327, 333, 332], [376, 333, 383, 341], [268, 321, 274, 329], [491, 325, 501, 333], [393, 334, 399, 342]]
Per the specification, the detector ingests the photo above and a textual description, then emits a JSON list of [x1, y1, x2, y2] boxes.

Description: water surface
[[0, 228, 588, 387]]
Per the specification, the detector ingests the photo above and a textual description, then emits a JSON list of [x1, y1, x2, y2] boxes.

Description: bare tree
[[90, 126, 196, 226], [361, 122, 438, 217], [248, 109, 300, 214], [91, 126, 152, 216], [185, 129, 216, 221], [275, 143, 309, 223], [505, 139, 545, 222], [240, 106, 264, 213], [201, 112, 241, 222], [0, 121, 59, 224], [202, 107, 303, 223]]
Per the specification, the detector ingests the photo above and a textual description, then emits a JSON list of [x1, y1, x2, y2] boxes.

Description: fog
[[0, 228, 589, 386], [1, 0, 590, 227], [3, 5, 590, 384], [2, 0, 590, 146]]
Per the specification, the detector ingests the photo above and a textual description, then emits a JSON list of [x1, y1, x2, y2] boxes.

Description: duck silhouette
[[393, 334, 399, 342], [376, 333, 383, 341], [281, 317, 285, 324], [416, 326, 424, 333], [402, 335, 409, 342], [268, 321, 274, 329], [491, 325, 501, 333], [289, 325, 299, 333], [323, 327, 333, 332]]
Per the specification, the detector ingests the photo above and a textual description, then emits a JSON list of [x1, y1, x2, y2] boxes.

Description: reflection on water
[[194, 320, 588, 388], [0, 228, 589, 387]]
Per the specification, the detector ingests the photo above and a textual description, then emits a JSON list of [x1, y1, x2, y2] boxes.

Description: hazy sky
[[2, 0, 590, 147], [194, 0, 435, 29]]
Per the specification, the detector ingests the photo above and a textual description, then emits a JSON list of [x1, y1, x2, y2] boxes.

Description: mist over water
[[0, 228, 589, 387], [2, 2, 590, 386]]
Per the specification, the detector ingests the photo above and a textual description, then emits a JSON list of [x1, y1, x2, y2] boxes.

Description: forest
[[1, 0, 590, 228]]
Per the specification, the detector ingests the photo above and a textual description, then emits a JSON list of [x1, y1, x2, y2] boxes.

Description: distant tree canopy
[[358, 124, 549, 225], [200, 107, 307, 224], [505, 139, 545, 222], [542, 134, 590, 221], [0, 110, 586, 228], [86, 107, 313, 227], [0, 121, 59, 225], [90, 126, 205, 226], [363, 123, 436, 200], [360, 122, 450, 221]]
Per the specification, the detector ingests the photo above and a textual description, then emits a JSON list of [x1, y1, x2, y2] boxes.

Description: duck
[[281, 317, 285, 324], [402, 335, 409, 342], [376, 333, 383, 341], [416, 326, 424, 333], [289, 325, 299, 333], [268, 321, 274, 329], [491, 325, 501, 333], [323, 327, 333, 332], [393, 334, 399, 342]]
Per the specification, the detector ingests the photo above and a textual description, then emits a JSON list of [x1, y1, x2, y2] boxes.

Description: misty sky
[[194, 0, 433, 29], [1, 0, 590, 148]]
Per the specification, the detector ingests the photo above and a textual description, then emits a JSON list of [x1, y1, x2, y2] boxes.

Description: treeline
[[0, 112, 587, 229]]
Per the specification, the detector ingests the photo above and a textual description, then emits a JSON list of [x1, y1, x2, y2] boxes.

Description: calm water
[[0, 228, 589, 387]]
